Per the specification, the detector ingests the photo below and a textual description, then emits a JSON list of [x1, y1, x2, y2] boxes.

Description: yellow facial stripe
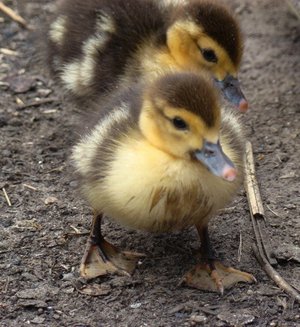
[[167, 20, 238, 81], [197, 35, 237, 80], [165, 106, 219, 140]]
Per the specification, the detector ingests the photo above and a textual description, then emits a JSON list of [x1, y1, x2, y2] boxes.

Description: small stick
[[237, 232, 242, 262], [244, 141, 276, 265], [266, 204, 280, 217], [253, 245, 300, 303], [285, 0, 300, 20], [244, 141, 300, 303], [0, 48, 19, 56], [2, 188, 12, 206], [244, 142, 264, 217], [64, 226, 90, 238], [70, 225, 81, 234], [23, 183, 38, 191], [0, 2, 30, 29], [17, 97, 59, 109]]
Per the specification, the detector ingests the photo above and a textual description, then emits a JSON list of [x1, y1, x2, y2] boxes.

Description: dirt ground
[[0, 0, 299, 326]]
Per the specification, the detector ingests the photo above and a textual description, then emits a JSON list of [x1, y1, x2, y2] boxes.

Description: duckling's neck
[[138, 42, 184, 80]]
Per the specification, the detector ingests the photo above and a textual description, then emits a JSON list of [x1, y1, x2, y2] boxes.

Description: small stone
[[9, 118, 22, 126], [31, 317, 45, 324], [7, 75, 36, 93], [217, 311, 255, 326], [190, 314, 207, 324], [62, 272, 75, 281], [63, 287, 75, 294], [44, 196, 58, 205], [130, 303, 142, 309], [37, 88, 52, 97], [69, 181, 78, 188], [273, 244, 300, 263]]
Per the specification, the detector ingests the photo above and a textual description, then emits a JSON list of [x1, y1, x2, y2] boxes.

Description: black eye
[[172, 117, 188, 130], [201, 48, 218, 63]]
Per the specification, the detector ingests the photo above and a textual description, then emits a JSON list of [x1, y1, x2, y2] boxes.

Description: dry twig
[[285, 0, 300, 19], [237, 232, 243, 262], [0, 48, 19, 56], [2, 187, 12, 206], [244, 141, 276, 265], [23, 183, 38, 191], [17, 97, 60, 109], [253, 245, 300, 303], [0, 2, 31, 29], [244, 141, 300, 304]]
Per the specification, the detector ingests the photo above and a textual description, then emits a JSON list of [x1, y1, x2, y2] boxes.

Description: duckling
[[72, 72, 255, 292], [48, 0, 248, 111]]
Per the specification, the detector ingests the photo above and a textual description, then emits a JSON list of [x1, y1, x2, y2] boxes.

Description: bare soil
[[0, 1, 299, 326]]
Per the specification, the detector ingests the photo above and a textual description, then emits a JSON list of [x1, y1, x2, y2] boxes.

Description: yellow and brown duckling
[[72, 72, 255, 293], [48, 0, 248, 111]]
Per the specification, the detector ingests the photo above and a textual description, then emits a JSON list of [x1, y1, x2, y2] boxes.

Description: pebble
[[190, 314, 207, 324], [217, 311, 255, 326], [37, 88, 52, 97], [9, 117, 22, 126], [62, 272, 75, 281], [130, 303, 142, 309], [44, 196, 59, 205], [31, 317, 45, 324]]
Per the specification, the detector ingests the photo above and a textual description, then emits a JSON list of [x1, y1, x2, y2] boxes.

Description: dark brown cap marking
[[150, 72, 218, 127], [177, 1, 243, 67]]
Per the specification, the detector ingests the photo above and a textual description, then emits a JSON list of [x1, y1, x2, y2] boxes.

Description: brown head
[[166, 0, 248, 112], [139, 72, 237, 181]]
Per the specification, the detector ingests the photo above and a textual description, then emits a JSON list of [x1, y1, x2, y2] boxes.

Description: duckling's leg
[[182, 224, 256, 294], [80, 214, 144, 279]]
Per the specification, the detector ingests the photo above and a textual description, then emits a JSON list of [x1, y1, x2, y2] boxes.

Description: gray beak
[[194, 140, 237, 182], [215, 75, 248, 112]]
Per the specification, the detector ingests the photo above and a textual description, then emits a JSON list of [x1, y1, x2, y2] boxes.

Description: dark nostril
[[204, 149, 215, 157]]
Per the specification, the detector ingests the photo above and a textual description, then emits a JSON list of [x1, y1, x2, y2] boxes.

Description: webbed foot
[[181, 260, 256, 294], [80, 238, 144, 279], [80, 213, 145, 279]]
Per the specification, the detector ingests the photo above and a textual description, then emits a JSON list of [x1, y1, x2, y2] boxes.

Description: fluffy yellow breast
[[82, 134, 243, 233]]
